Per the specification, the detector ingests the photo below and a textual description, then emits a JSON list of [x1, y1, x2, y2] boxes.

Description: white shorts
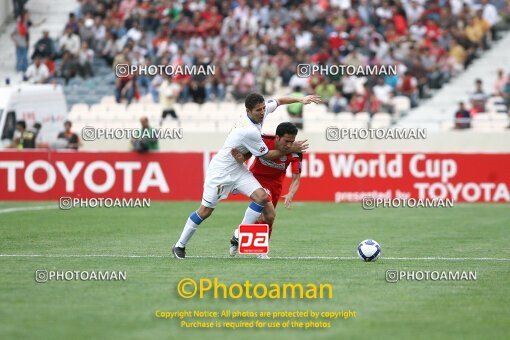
[[201, 167, 262, 208]]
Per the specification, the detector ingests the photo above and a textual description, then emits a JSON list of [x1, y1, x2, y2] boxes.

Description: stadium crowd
[[11, 0, 510, 117]]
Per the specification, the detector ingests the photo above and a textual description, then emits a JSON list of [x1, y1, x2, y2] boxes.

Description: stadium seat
[[488, 113, 510, 130], [370, 112, 392, 129], [392, 96, 411, 117], [354, 112, 370, 123], [441, 120, 455, 131], [126, 103, 145, 113], [68, 104, 89, 121], [471, 114, 492, 131], [335, 112, 354, 122], [89, 103, 104, 113], [486, 96, 505, 107], [201, 102, 222, 114], [345, 120, 368, 129], [305, 121, 328, 133], [307, 104, 329, 118], [487, 104, 508, 114], [100, 96, 116, 105]]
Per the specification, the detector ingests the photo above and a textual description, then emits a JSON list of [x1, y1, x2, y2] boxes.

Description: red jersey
[[249, 135, 302, 186]]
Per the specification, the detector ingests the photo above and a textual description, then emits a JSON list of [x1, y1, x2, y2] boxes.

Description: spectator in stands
[[59, 27, 81, 57], [373, 77, 394, 113], [329, 90, 349, 114], [465, 16, 486, 50], [64, 12, 79, 35], [449, 39, 468, 70], [205, 60, 226, 102], [257, 56, 279, 95], [405, 0, 424, 25], [469, 79, 488, 114], [18, 0, 507, 113], [287, 86, 305, 130], [79, 17, 96, 50], [33, 122, 44, 147], [77, 41, 94, 78], [59, 51, 78, 85], [349, 93, 366, 114], [159, 75, 181, 127], [231, 66, 255, 102], [131, 116, 158, 153], [454, 102, 471, 129], [397, 71, 419, 108], [32, 30, 55, 60], [481, 0, 501, 40], [502, 76, 510, 107], [112, 46, 131, 69], [288, 71, 310, 94], [12, 0, 28, 19], [97, 31, 118, 67], [11, 12, 29, 72], [315, 79, 336, 106], [474, 10, 491, 49], [115, 61, 136, 104], [188, 54, 209, 104], [493, 69, 507, 96], [25, 56, 50, 84], [10, 120, 36, 149], [57, 121, 81, 150]]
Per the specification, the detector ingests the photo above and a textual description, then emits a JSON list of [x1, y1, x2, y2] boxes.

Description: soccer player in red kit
[[229, 122, 303, 259]]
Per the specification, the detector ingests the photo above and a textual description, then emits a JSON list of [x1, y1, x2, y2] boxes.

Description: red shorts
[[256, 177, 282, 208]]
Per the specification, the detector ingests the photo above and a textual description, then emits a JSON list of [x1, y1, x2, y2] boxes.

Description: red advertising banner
[[0, 151, 509, 202], [0, 150, 202, 200], [288, 153, 510, 203]]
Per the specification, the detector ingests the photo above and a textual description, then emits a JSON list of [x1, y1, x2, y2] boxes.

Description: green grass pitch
[[0, 201, 509, 339]]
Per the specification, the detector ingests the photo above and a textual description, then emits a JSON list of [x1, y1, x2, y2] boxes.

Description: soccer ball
[[357, 239, 381, 262]]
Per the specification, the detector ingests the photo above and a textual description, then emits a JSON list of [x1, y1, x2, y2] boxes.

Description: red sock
[[255, 219, 273, 239]]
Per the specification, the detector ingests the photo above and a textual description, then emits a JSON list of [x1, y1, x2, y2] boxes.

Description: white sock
[[241, 201, 264, 224], [176, 211, 203, 247]]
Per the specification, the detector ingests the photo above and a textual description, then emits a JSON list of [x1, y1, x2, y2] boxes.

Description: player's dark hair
[[245, 93, 265, 110], [16, 120, 26, 129], [276, 122, 298, 137]]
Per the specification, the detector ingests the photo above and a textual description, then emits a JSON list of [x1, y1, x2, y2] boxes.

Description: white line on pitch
[[0, 254, 509, 261], [0, 205, 57, 214]]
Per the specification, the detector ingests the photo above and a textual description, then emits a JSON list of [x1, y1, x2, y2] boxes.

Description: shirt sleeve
[[291, 153, 302, 174], [243, 128, 269, 157], [264, 99, 279, 116]]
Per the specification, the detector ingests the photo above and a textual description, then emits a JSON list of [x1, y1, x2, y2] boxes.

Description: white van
[[0, 84, 68, 148]]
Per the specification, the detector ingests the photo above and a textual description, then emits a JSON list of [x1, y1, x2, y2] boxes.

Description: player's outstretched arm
[[261, 141, 308, 161], [276, 95, 322, 105], [282, 173, 301, 209]]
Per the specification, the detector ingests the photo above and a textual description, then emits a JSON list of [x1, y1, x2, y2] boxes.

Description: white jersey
[[208, 99, 279, 175]]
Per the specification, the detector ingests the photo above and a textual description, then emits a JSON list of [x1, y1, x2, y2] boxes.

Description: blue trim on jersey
[[249, 201, 264, 213], [246, 112, 259, 125], [190, 211, 203, 225]]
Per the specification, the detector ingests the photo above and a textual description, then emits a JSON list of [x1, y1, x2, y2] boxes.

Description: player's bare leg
[[173, 205, 214, 259], [256, 202, 275, 259], [257, 205, 276, 238]]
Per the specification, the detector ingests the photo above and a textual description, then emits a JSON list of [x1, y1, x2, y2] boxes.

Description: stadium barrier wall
[[1, 150, 509, 203], [80, 131, 510, 152]]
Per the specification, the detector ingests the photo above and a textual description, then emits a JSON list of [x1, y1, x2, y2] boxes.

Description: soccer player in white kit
[[172, 93, 321, 258]]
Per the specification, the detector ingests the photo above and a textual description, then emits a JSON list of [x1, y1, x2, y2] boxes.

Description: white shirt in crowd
[[483, 3, 500, 27], [59, 33, 81, 55], [26, 63, 50, 83], [373, 83, 394, 104]]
